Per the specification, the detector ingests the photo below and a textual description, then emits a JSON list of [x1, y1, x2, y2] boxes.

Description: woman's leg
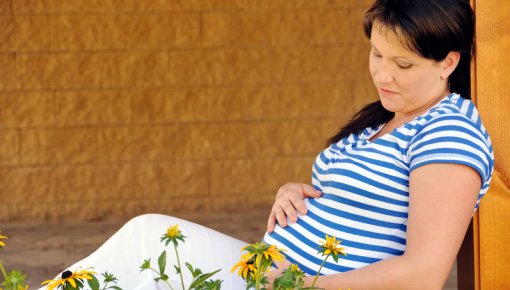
[[38, 214, 247, 290]]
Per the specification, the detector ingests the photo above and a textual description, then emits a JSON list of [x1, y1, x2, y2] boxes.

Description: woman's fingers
[[267, 211, 277, 233], [301, 183, 323, 198], [267, 183, 322, 233]]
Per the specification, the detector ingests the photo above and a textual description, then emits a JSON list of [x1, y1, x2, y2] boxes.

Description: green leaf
[[87, 274, 100, 290], [158, 251, 167, 275], [186, 262, 195, 276], [174, 265, 181, 274], [189, 269, 221, 289], [7, 269, 26, 285], [140, 258, 151, 272], [108, 286, 123, 290], [102, 271, 118, 283], [332, 253, 339, 263]]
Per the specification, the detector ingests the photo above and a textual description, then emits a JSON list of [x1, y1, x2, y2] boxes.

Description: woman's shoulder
[[414, 93, 489, 138]]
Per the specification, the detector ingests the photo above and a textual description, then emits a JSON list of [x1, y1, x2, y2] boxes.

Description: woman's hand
[[267, 183, 322, 233]]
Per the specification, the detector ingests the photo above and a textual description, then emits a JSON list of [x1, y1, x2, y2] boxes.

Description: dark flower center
[[62, 270, 73, 279]]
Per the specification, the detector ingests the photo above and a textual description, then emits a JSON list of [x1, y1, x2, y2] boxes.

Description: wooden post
[[458, 0, 510, 289]]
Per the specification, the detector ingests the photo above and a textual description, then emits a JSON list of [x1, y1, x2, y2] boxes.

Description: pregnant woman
[[40, 0, 493, 289]]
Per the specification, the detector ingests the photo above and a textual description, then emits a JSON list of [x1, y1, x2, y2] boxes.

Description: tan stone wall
[[0, 0, 377, 221]]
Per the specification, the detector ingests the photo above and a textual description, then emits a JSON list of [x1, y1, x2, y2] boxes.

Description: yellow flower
[[17, 285, 29, 290], [166, 224, 181, 239], [262, 244, 285, 263], [161, 224, 186, 247], [289, 263, 300, 273], [0, 232, 7, 249], [41, 268, 96, 290], [319, 235, 346, 256], [231, 253, 256, 279]]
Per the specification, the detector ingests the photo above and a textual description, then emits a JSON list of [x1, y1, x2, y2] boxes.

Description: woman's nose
[[373, 64, 394, 84]]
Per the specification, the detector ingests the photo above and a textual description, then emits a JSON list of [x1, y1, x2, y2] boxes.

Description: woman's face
[[369, 22, 451, 121]]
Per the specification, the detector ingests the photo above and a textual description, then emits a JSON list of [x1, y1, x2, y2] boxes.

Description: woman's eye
[[372, 52, 382, 58], [397, 63, 412, 69]]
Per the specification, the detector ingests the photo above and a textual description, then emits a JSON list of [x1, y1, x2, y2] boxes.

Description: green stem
[[310, 254, 329, 289], [174, 245, 185, 290], [255, 254, 262, 290], [0, 259, 13, 288]]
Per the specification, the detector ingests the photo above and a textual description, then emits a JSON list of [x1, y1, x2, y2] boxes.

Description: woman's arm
[[274, 162, 481, 290]]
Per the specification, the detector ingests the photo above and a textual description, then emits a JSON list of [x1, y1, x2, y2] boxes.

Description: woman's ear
[[441, 51, 461, 80]]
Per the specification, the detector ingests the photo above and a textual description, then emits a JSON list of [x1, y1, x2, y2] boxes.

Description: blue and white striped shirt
[[263, 93, 494, 275]]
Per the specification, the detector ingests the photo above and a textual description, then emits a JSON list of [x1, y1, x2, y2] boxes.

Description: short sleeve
[[408, 114, 494, 183]]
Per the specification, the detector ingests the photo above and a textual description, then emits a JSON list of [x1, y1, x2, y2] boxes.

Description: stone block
[[12, 0, 49, 14], [52, 15, 125, 51], [0, 169, 20, 203], [20, 128, 97, 166], [96, 52, 124, 88], [246, 122, 290, 157], [0, 129, 19, 166], [0, 91, 53, 127], [3, 166, 100, 217], [0, 15, 13, 52], [124, 13, 200, 49], [12, 15, 50, 52], [94, 164, 134, 200], [168, 49, 278, 85], [253, 157, 315, 193], [270, 9, 367, 46], [49, 53, 103, 89], [168, 46, 367, 85], [275, 83, 356, 119], [112, 0, 183, 12], [19, 53, 115, 90], [0, 0, 12, 15], [50, 166, 97, 201], [52, 90, 131, 126], [130, 87, 248, 124], [353, 79, 378, 109], [318, 42, 370, 82], [119, 52, 168, 87], [240, 86, 285, 120], [48, 0, 117, 13], [210, 159, 257, 195], [0, 205, 17, 221], [96, 126, 177, 162], [16, 54, 54, 89], [4, 167, 51, 203], [174, 123, 248, 159], [202, 11, 272, 47], [156, 0, 373, 10], [211, 157, 314, 196], [130, 88, 186, 123], [0, 54, 17, 90], [17, 201, 97, 221], [131, 161, 209, 198], [321, 118, 351, 141]]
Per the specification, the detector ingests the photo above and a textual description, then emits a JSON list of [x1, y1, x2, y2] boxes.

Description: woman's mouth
[[379, 87, 398, 95]]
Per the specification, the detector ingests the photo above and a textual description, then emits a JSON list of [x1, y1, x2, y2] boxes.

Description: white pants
[[38, 214, 247, 290]]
